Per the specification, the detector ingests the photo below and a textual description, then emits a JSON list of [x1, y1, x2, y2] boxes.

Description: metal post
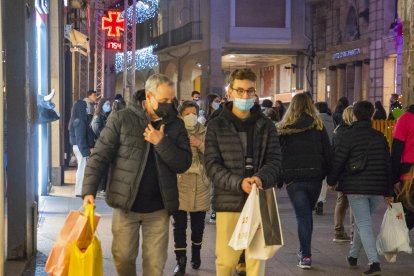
[[94, 0, 105, 97], [130, 0, 137, 99], [123, 0, 129, 98], [0, 0, 4, 271]]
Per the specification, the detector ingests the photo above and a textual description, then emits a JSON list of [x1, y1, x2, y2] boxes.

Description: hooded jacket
[[277, 113, 332, 185], [204, 102, 282, 212]]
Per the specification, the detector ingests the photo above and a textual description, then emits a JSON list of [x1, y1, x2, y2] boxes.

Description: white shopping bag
[[248, 188, 284, 260], [376, 202, 412, 262], [229, 184, 261, 250]]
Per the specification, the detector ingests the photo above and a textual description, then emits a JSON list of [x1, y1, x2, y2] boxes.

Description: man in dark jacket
[[83, 74, 192, 276], [328, 101, 394, 276], [204, 69, 282, 276]]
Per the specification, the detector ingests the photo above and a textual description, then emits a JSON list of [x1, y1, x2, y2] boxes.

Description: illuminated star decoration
[[121, 0, 159, 25], [115, 45, 159, 73], [102, 10, 125, 37]]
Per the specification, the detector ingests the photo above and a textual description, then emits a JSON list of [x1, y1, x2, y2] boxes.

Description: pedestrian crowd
[[66, 69, 414, 276]]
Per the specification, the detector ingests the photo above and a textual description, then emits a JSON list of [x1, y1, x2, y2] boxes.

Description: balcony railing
[[153, 21, 202, 51]]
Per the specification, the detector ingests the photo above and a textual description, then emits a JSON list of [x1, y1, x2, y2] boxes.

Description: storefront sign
[[102, 10, 125, 38], [332, 48, 361, 60], [105, 41, 123, 50]]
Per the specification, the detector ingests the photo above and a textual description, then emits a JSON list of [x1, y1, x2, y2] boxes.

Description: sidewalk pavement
[[25, 184, 414, 276]]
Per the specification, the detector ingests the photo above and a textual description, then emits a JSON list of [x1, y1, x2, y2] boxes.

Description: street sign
[[102, 10, 125, 38]]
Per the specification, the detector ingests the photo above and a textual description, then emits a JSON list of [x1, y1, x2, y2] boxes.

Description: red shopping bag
[[45, 206, 100, 276]]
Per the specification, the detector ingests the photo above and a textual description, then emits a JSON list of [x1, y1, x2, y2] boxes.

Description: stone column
[[336, 64, 346, 101], [50, 0, 64, 186], [353, 61, 363, 102], [362, 59, 370, 100]]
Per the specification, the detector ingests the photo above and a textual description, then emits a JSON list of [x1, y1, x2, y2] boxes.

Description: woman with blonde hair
[[332, 106, 355, 243], [399, 166, 414, 216], [277, 93, 332, 269]]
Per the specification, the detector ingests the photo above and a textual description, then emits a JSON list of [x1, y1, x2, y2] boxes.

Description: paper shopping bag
[[45, 209, 88, 276], [229, 184, 261, 250], [45, 205, 101, 276], [376, 202, 412, 262], [248, 188, 284, 260], [68, 204, 103, 276]]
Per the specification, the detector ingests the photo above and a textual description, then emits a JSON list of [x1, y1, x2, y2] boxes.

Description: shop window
[[345, 7, 360, 41], [235, 0, 285, 28]]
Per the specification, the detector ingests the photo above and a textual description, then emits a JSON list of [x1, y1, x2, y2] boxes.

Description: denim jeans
[[286, 181, 322, 258], [348, 195, 382, 264]]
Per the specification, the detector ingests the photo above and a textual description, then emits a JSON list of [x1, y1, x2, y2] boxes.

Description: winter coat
[[82, 101, 192, 214], [177, 123, 210, 212], [69, 100, 95, 157], [327, 121, 393, 196], [91, 113, 107, 138], [204, 102, 282, 212], [277, 113, 332, 185], [319, 113, 335, 144]]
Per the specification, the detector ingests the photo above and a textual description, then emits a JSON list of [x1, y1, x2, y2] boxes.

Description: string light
[[121, 0, 159, 25], [115, 45, 159, 73]]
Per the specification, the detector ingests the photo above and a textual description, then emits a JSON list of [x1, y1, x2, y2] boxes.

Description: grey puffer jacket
[[204, 102, 282, 212], [82, 102, 192, 214]]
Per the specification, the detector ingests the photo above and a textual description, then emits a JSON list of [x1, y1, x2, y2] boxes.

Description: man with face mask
[[82, 74, 192, 276], [204, 68, 282, 276]]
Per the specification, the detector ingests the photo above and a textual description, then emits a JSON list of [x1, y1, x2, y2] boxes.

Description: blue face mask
[[212, 102, 221, 110], [103, 104, 111, 113], [234, 98, 255, 112]]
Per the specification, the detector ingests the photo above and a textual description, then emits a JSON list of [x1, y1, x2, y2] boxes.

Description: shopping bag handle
[[85, 204, 96, 234]]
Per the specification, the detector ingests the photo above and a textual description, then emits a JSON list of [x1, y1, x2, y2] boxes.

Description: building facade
[[310, 0, 401, 111], [151, 0, 311, 101]]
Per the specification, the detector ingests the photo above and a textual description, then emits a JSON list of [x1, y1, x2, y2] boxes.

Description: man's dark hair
[[179, 100, 199, 116], [191, 91, 200, 97], [133, 89, 146, 103], [114, 93, 123, 100], [315, 102, 329, 114], [228, 68, 257, 87], [262, 99, 273, 108], [390, 93, 399, 101], [87, 90, 97, 97], [353, 101, 374, 121]]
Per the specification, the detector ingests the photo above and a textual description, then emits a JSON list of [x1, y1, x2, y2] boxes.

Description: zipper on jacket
[[127, 120, 151, 211]]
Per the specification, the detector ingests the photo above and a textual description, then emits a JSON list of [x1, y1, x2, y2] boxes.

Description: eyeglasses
[[231, 87, 256, 96]]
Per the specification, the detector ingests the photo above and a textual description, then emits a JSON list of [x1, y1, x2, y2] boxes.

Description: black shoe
[[347, 256, 358, 269], [173, 256, 187, 276], [315, 201, 323, 215], [362, 262, 381, 275], [191, 244, 201, 269]]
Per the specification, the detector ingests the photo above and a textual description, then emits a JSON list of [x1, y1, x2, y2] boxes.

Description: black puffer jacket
[[69, 100, 95, 157], [327, 121, 393, 196], [82, 102, 192, 214], [277, 113, 332, 185], [204, 102, 282, 212]]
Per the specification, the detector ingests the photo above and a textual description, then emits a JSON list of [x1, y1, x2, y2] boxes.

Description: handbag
[[347, 135, 374, 174]]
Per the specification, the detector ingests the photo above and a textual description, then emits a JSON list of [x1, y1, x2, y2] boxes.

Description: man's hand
[[144, 124, 165, 145], [384, 196, 394, 206], [241, 178, 254, 194], [251, 176, 263, 189], [189, 136, 202, 148], [83, 195, 95, 206]]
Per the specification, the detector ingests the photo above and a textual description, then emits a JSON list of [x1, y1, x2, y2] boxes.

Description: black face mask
[[154, 103, 177, 121]]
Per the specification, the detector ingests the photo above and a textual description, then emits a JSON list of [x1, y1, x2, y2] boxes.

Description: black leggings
[[173, 210, 206, 250]]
